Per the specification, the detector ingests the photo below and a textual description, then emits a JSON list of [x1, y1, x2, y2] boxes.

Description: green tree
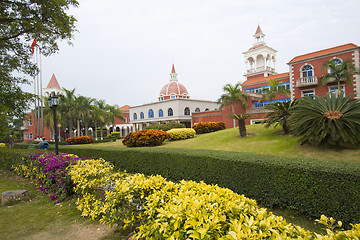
[[218, 82, 249, 137], [320, 59, 359, 94], [288, 92, 360, 148], [58, 88, 76, 138], [263, 100, 299, 134], [105, 104, 125, 133], [94, 100, 107, 140], [258, 78, 290, 104], [90, 104, 105, 140], [0, 0, 78, 135], [74, 96, 93, 137]]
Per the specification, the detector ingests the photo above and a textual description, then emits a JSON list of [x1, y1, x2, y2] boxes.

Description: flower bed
[[167, 128, 196, 141], [122, 129, 168, 147], [66, 136, 95, 145], [193, 121, 226, 134]]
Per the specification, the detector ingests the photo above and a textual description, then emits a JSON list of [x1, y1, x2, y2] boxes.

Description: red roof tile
[[242, 72, 289, 86], [249, 43, 264, 51], [46, 74, 61, 89], [255, 25, 263, 35], [288, 43, 358, 63], [119, 105, 131, 110]]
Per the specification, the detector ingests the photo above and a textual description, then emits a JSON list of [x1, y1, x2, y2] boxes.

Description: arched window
[[140, 112, 144, 119], [159, 109, 164, 117], [205, 108, 209, 111], [168, 108, 173, 116], [184, 107, 190, 115], [195, 108, 200, 112], [148, 109, 154, 118], [329, 59, 342, 73], [301, 65, 313, 78], [133, 113, 137, 120]]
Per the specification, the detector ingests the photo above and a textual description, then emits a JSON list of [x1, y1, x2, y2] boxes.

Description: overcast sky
[[23, 0, 360, 107]]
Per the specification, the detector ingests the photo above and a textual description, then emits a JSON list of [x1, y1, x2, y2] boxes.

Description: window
[[329, 85, 344, 96], [148, 109, 154, 118], [302, 89, 315, 97], [183, 96, 186, 98], [171, 96, 175, 99], [159, 109, 164, 117], [301, 65, 313, 78], [124, 118, 127, 123], [329, 59, 342, 73], [24, 133, 28, 140], [204, 108, 209, 111], [24, 121, 27, 127], [29, 133, 33, 140], [140, 112, 144, 119], [195, 108, 200, 112], [160, 97, 164, 101], [168, 108, 173, 116], [29, 120, 32, 126], [128, 118, 130, 123], [133, 113, 137, 120], [184, 107, 190, 115]]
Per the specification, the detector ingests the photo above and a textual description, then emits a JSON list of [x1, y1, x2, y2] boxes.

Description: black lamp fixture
[[48, 93, 59, 155]]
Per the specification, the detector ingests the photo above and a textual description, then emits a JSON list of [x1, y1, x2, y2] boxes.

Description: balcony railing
[[247, 66, 275, 74], [296, 76, 318, 87], [20, 126, 28, 130]]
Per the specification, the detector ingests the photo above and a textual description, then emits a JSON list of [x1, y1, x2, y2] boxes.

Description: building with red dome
[[130, 64, 219, 129]]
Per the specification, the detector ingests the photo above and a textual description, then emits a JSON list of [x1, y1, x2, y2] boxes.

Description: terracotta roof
[[160, 81, 188, 96], [46, 74, 61, 89], [249, 43, 264, 51], [119, 105, 131, 110], [255, 25, 263, 35], [242, 72, 289, 86], [288, 43, 358, 63], [171, 64, 176, 74]]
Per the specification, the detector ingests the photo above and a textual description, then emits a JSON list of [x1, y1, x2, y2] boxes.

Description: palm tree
[[90, 104, 105, 140], [74, 96, 94, 137], [94, 99, 107, 140], [105, 104, 125, 134], [259, 78, 290, 104], [263, 99, 299, 134], [320, 59, 359, 94], [218, 82, 249, 137], [58, 88, 76, 138]]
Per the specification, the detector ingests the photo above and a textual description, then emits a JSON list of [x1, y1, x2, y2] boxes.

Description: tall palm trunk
[[77, 119, 81, 137], [69, 121, 74, 137], [238, 119, 246, 137], [94, 123, 98, 140]]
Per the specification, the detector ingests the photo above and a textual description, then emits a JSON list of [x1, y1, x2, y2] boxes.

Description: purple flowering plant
[[14, 152, 87, 202]]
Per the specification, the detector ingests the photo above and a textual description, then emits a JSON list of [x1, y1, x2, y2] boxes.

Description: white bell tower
[[243, 25, 277, 80]]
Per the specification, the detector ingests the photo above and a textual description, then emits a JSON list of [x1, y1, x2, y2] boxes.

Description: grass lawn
[[0, 169, 129, 240], [64, 124, 360, 163]]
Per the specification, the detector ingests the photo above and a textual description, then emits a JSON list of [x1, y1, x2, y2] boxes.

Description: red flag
[[31, 38, 36, 54]]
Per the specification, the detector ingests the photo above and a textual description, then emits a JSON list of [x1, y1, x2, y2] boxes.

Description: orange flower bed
[[122, 129, 168, 147], [66, 136, 95, 145], [192, 121, 226, 134]]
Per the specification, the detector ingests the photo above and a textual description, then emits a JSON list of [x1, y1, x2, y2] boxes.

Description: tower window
[[159, 109, 164, 117], [148, 109, 154, 118], [195, 108, 200, 112], [184, 107, 190, 115]]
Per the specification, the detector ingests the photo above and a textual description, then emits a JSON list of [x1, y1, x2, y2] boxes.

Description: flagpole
[[36, 46, 41, 139], [33, 46, 38, 140], [39, 48, 44, 139]]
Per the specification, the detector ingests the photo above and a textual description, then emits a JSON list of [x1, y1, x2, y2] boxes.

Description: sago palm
[[263, 100, 299, 134], [288, 92, 360, 148]]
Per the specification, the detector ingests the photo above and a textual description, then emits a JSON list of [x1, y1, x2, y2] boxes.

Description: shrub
[[122, 129, 168, 147], [0, 143, 5, 148], [107, 132, 120, 141], [60, 146, 360, 227], [167, 128, 196, 141], [66, 136, 95, 145], [145, 122, 185, 131], [288, 92, 360, 148], [13, 152, 82, 203], [68, 161, 360, 239], [193, 121, 226, 134]]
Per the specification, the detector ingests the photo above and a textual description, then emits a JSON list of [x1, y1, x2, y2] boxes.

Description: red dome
[[159, 64, 190, 101], [160, 81, 188, 96]]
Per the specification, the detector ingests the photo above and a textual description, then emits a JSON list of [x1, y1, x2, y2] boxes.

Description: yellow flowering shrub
[[0, 143, 5, 148], [68, 157, 360, 239], [167, 128, 196, 141]]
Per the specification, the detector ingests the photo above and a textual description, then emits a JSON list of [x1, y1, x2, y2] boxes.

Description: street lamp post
[[48, 93, 59, 155]]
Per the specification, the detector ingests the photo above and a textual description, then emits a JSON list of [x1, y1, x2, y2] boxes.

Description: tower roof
[[255, 25, 263, 35], [159, 64, 189, 100], [171, 64, 176, 74], [46, 74, 61, 89]]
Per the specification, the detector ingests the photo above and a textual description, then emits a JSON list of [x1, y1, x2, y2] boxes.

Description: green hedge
[[0, 148, 41, 170], [58, 146, 360, 227]]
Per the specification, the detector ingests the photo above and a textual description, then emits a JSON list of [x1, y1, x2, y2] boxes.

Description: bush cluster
[[66, 136, 95, 145], [13, 152, 83, 203], [61, 147, 360, 227], [167, 128, 196, 141], [122, 129, 168, 147], [107, 132, 120, 141], [145, 122, 185, 131], [193, 121, 226, 134], [68, 158, 360, 239]]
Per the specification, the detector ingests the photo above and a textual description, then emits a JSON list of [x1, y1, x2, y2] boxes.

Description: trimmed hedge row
[[167, 128, 196, 141], [0, 148, 40, 170], [122, 129, 168, 147], [66, 136, 95, 145], [60, 146, 360, 227], [193, 121, 225, 134]]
